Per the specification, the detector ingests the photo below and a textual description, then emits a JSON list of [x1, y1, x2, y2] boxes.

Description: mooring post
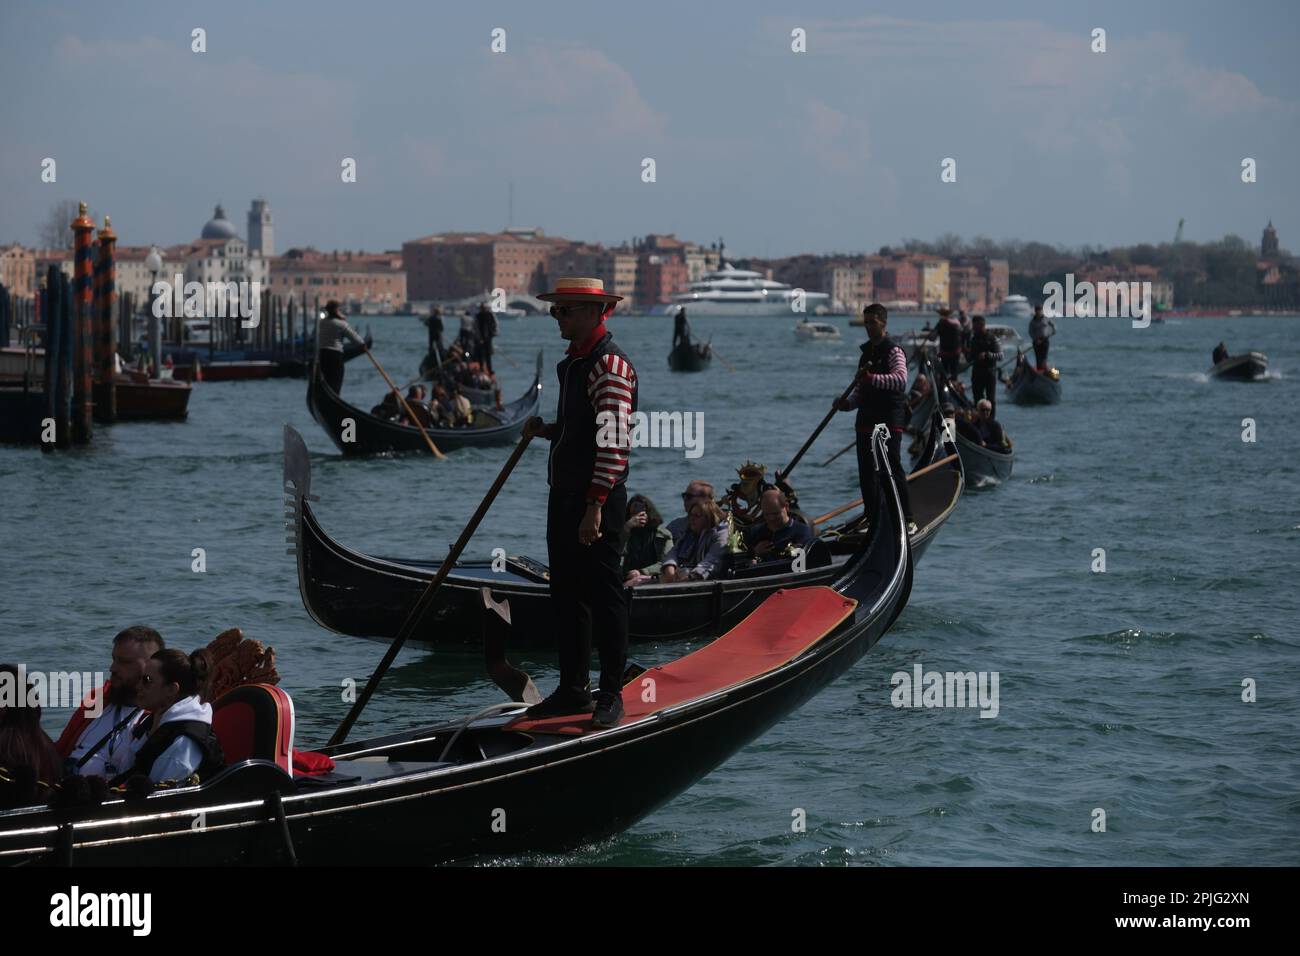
[[71, 202, 95, 443], [94, 216, 118, 423]]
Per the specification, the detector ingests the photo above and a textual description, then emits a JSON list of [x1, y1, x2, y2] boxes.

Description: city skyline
[[2, 1, 1298, 257]]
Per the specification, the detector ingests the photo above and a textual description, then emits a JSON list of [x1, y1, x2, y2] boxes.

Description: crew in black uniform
[[966, 314, 1003, 417], [525, 277, 638, 729], [837, 303, 916, 534], [925, 307, 964, 377]]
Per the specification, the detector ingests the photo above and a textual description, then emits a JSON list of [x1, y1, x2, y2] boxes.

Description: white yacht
[[659, 263, 830, 317], [997, 295, 1034, 320]]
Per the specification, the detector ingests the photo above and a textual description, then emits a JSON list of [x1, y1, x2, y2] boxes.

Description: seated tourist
[[622, 495, 675, 587], [1213, 342, 1229, 365], [120, 648, 224, 785], [905, 372, 932, 413], [954, 407, 983, 443], [665, 480, 715, 546], [399, 385, 435, 428], [972, 399, 1009, 449], [428, 383, 454, 426], [660, 499, 730, 582], [743, 489, 814, 565], [56, 625, 163, 779], [450, 385, 474, 427], [370, 390, 401, 420], [0, 663, 64, 807]]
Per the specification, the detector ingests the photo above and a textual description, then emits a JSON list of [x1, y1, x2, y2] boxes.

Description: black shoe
[[591, 692, 624, 729], [525, 688, 593, 719]]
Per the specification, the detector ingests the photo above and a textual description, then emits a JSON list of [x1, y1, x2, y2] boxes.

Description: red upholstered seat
[[510, 586, 857, 735], [212, 684, 295, 777]]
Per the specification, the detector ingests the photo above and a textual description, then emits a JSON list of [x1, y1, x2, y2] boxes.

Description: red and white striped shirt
[[587, 352, 637, 502]]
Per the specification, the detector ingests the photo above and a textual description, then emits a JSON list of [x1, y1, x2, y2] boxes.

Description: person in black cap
[[316, 300, 366, 393], [524, 277, 638, 729], [837, 303, 915, 535]]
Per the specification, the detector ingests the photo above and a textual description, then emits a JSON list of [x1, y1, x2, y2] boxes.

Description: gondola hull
[[1209, 352, 1268, 382], [306, 352, 542, 455], [955, 431, 1014, 487], [1006, 363, 1062, 405], [1, 431, 911, 866], [284, 412, 948, 646], [668, 341, 711, 371]]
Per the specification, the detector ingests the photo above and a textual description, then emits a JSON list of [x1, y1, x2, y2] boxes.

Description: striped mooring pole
[[71, 201, 96, 443], [94, 215, 118, 423]]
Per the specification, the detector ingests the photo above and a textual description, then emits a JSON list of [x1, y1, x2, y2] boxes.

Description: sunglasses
[[549, 304, 591, 319]]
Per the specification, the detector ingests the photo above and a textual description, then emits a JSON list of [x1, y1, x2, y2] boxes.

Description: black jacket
[[854, 336, 907, 431]]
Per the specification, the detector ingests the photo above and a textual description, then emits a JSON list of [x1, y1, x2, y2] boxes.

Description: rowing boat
[[306, 352, 542, 456], [284, 403, 955, 646], [1005, 357, 1062, 405], [1209, 352, 1268, 382]]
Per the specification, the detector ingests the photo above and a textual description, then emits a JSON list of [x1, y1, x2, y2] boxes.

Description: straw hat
[[537, 277, 622, 304]]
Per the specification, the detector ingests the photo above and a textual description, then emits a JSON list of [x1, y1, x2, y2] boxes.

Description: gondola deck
[[512, 586, 858, 735]]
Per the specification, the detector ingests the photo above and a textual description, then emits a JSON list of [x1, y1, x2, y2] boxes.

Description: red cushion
[[511, 586, 857, 735]]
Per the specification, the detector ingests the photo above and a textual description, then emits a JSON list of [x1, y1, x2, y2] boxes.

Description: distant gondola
[[283, 405, 956, 647], [1209, 351, 1268, 382], [668, 339, 712, 371], [306, 352, 542, 456], [924, 354, 1014, 488], [0, 429, 911, 866], [1005, 356, 1062, 405]]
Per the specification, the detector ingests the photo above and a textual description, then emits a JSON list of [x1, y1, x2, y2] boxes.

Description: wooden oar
[[810, 453, 959, 527], [708, 338, 736, 373], [362, 346, 445, 459], [327, 430, 536, 746], [775, 374, 859, 485], [817, 440, 856, 468]]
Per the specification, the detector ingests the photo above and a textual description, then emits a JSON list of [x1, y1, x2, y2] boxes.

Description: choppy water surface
[[2, 312, 1297, 865]]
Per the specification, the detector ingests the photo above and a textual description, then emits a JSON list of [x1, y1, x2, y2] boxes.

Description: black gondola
[[1209, 351, 1268, 382], [1005, 356, 1062, 405], [284, 404, 956, 647], [668, 339, 712, 371], [306, 352, 543, 456], [0, 429, 911, 866], [921, 354, 1015, 488]]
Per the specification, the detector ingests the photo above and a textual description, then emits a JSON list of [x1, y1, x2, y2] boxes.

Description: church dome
[[201, 204, 238, 240]]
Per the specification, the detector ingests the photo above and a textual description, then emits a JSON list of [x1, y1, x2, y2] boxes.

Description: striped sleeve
[[869, 345, 908, 392], [586, 353, 637, 502]]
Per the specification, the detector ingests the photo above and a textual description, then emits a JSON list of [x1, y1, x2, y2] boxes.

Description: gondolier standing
[[837, 303, 916, 534], [317, 300, 366, 393], [1029, 304, 1055, 370], [925, 307, 964, 377], [966, 314, 1003, 416], [474, 301, 498, 373], [524, 278, 638, 727]]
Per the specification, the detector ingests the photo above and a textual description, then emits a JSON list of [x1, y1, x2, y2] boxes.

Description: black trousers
[[857, 427, 912, 524], [475, 342, 494, 373], [320, 349, 345, 393], [546, 485, 628, 697], [971, 369, 997, 416], [940, 353, 961, 377], [1033, 338, 1049, 368]]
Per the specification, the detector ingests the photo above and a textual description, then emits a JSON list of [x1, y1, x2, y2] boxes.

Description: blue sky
[[1, 0, 1296, 256]]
